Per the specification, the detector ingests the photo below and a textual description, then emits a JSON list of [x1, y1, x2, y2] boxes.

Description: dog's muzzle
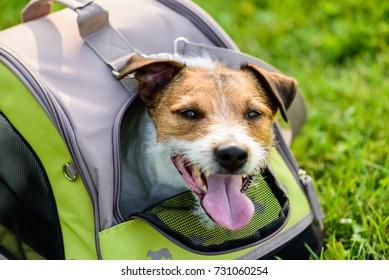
[[172, 155, 254, 231]]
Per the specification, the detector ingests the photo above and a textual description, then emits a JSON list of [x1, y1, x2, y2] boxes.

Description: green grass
[[1, 1, 388, 260], [191, 0, 389, 260]]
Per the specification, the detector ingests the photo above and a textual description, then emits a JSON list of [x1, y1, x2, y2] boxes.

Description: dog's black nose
[[215, 146, 248, 172]]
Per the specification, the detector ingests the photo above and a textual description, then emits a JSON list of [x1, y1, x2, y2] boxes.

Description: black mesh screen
[[132, 168, 289, 254], [0, 112, 64, 259]]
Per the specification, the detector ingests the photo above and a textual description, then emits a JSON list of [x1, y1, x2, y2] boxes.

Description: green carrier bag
[[0, 0, 323, 260]]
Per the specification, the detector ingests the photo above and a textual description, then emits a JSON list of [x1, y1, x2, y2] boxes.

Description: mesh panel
[[0, 112, 64, 259], [133, 169, 289, 253]]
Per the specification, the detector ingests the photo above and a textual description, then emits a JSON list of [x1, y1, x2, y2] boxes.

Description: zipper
[[112, 97, 138, 223], [0, 47, 55, 124], [112, 108, 124, 224], [274, 123, 323, 227], [0, 47, 102, 257], [273, 123, 304, 187]]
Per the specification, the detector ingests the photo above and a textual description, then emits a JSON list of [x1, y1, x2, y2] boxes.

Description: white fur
[[145, 52, 217, 69], [120, 105, 269, 217], [120, 55, 270, 221]]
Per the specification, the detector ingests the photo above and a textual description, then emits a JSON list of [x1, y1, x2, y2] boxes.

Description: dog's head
[[117, 55, 297, 230]]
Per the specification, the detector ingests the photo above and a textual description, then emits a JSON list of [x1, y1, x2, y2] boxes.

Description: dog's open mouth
[[172, 156, 254, 231]]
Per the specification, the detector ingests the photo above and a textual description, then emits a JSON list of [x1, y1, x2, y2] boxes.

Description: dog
[[117, 54, 296, 231]]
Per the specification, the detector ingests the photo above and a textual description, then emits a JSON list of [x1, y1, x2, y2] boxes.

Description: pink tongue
[[202, 174, 254, 231]]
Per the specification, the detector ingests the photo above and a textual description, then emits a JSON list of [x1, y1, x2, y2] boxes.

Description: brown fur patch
[[147, 65, 276, 146]]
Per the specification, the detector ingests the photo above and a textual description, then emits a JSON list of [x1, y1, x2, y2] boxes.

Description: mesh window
[[0, 112, 64, 259], [132, 168, 289, 254]]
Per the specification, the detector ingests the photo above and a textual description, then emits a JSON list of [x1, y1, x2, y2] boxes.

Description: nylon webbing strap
[[75, 3, 139, 93], [75, 4, 139, 69]]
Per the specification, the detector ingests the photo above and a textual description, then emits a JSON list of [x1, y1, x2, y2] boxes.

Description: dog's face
[[118, 55, 296, 230]]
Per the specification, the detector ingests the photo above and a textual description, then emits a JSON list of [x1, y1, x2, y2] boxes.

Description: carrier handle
[[23, 0, 112, 40], [22, 0, 138, 92], [22, 0, 115, 38], [23, 0, 92, 24]]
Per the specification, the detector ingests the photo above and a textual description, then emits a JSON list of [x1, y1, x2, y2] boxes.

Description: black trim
[[261, 222, 324, 260]]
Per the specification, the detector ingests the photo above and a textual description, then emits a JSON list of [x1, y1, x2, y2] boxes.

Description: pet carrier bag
[[0, 0, 323, 260]]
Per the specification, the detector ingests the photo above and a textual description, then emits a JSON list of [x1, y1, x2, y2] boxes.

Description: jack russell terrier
[[117, 54, 296, 231]]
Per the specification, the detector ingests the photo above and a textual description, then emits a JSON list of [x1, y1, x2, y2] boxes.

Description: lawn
[[1, 0, 388, 260], [191, 0, 389, 259]]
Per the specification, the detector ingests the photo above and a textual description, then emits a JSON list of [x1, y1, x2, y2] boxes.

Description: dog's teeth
[[202, 185, 208, 193], [193, 166, 201, 177], [205, 170, 211, 177], [195, 176, 203, 187]]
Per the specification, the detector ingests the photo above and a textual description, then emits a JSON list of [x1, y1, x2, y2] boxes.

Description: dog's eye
[[179, 109, 200, 120], [246, 110, 262, 120]]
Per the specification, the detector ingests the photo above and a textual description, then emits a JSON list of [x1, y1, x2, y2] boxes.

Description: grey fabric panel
[[0, 0, 217, 229]]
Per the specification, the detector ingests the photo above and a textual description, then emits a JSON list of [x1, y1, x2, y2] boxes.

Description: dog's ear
[[117, 56, 184, 107], [241, 64, 297, 122]]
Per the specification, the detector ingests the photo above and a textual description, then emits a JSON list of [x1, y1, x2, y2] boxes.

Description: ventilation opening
[[131, 168, 289, 254], [0, 112, 64, 259]]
